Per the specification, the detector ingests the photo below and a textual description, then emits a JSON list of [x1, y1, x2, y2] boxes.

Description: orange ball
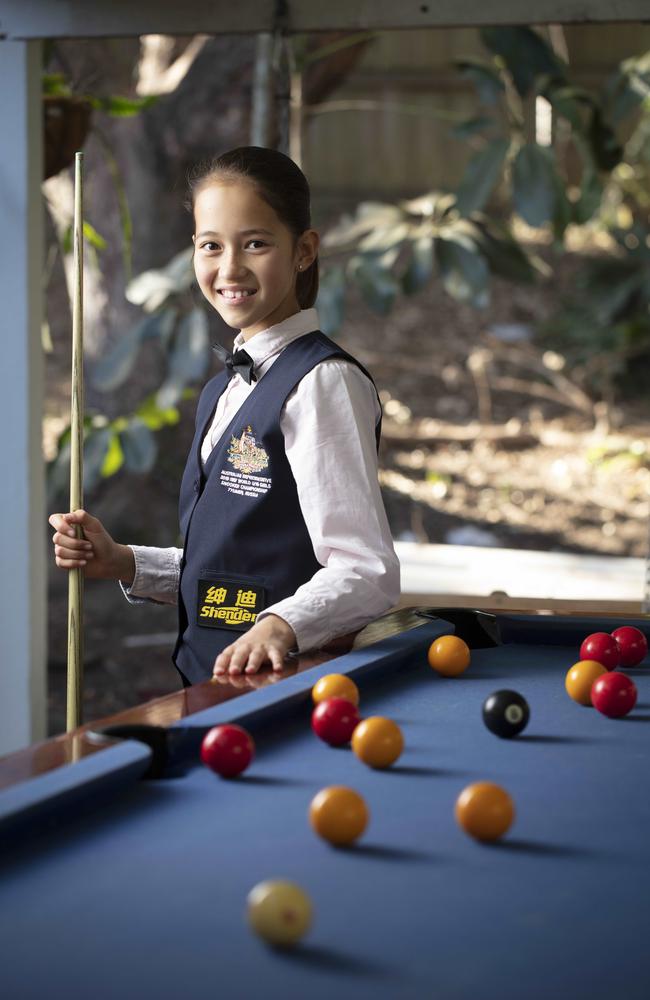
[[311, 673, 359, 707], [565, 660, 607, 706], [427, 635, 471, 677], [455, 782, 515, 842], [309, 786, 368, 846], [352, 716, 403, 768]]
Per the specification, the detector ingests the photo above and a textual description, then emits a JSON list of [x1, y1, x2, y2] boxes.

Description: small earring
[[298, 264, 303, 271]]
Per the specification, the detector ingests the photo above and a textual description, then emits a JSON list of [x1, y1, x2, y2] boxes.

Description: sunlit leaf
[[101, 433, 124, 477], [82, 221, 107, 251], [126, 247, 194, 310], [135, 394, 181, 430], [89, 95, 158, 117]]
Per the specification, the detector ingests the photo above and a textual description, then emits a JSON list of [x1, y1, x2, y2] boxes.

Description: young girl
[[50, 146, 400, 684]]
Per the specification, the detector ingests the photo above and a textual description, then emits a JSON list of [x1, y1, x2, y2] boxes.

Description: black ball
[[482, 689, 529, 738]]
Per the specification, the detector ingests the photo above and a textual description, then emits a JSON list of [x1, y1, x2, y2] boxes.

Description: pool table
[[1, 607, 649, 1000]]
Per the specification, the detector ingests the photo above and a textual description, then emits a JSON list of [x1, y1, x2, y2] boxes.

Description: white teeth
[[220, 289, 255, 299]]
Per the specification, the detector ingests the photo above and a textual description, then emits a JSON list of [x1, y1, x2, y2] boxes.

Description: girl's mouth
[[218, 289, 257, 304]]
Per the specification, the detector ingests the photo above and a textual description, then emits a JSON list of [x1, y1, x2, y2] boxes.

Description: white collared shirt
[[126, 307, 400, 651]]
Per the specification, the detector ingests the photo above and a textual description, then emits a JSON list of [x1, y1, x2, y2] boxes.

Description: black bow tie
[[212, 343, 257, 384]]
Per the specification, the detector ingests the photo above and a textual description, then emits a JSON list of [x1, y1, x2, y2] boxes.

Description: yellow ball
[[565, 659, 607, 706], [311, 673, 360, 707], [309, 786, 368, 846], [352, 716, 403, 768], [455, 781, 515, 842], [247, 879, 312, 947], [427, 635, 471, 677]]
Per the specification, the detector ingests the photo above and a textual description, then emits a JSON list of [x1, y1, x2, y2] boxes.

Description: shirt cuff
[[119, 544, 181, 606], [257, 597, 332, 653]]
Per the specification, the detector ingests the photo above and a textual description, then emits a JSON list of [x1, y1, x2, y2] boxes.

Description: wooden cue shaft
[[66, 151, 85, 732]]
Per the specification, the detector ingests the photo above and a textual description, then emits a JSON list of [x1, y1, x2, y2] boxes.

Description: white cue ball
[[246, 879, 312, 947]]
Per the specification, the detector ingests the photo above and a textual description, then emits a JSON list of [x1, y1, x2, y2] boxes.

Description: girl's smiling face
[[192, 179, 318, 341]]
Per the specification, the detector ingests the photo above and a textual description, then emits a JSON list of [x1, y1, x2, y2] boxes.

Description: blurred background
[[41, 23, 650, 732]]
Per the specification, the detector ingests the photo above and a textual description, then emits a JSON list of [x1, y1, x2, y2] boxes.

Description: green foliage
[[47, 396, 184, 502], [479, 26, 566, 99], [455, 138, 509, 216], [88, 95, 158, 117], [318, 26, 650, 401]]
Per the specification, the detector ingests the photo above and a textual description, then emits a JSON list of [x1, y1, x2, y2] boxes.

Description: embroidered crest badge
[[226, 425, 269, 475]]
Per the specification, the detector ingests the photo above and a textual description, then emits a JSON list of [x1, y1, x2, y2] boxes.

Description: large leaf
[[604, 52, 650, 125], [473, 220, 538, 284], [455, 137, 509, 216], [435, 237, 489, 307], [83, 427, 112, 492], [322, 203, 404, 250], [512, 144, 560, 227], [92, 308, 176, 391], [347, 255, 400, 315], [399, 191, 456, 220], [358, 222, 410, 253], [100, 432, 124, 477], [480, 27, 565, 98], [456, 59, 505, 106], [121, 419, 157, 473], [126, 247, 194, 310], [572, 166, 604, 225], [157, 307, 210, 407], [402, 237, 434, 295], [135, 395, 181, 430], [588, 107, 623, 171], [316, 266, 347, 335]]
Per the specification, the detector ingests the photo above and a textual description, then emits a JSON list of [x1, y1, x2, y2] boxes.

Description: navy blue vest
[[173, 330, 381, 683]]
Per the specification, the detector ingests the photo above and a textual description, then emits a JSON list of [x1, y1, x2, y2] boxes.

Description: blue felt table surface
[[1, 633, 649, 1000]]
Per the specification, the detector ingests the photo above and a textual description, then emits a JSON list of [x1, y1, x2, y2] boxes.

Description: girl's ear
[[298, 229, 319, 268]]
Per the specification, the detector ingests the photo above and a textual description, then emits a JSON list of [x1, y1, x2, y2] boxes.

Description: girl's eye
[[198, 240, 268, 252]]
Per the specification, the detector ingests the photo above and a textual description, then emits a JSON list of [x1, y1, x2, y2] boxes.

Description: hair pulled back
[[187, 146, 318, 309]]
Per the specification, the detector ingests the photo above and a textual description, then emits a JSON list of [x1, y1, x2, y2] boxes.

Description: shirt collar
[[232, 308, 320, 368]]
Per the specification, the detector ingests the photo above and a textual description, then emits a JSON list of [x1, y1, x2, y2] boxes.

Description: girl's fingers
[[53, 532, 92, 552]]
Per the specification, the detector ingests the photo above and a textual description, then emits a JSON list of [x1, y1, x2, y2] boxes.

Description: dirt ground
[[45, 242, 650, 735]]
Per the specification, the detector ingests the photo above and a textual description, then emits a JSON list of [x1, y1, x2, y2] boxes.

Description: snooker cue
[[66, 151, 85, 731]]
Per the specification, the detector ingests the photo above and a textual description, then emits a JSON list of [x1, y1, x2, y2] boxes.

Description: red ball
[[611, 626, 648, 668], [200, 724, 255, 778], [591, 672, 637, 718], [579, 632, 620, 670], [311, 697, 361, 747]]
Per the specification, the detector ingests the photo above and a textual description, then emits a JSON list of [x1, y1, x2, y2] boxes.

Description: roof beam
[[1, 0, 648, 40]]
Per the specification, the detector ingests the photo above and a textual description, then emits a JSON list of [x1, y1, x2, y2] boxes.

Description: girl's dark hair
[[186, 146, 318, 309]]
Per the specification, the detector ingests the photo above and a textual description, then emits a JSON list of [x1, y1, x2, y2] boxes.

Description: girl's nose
[[220, 250, 247, 277]]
